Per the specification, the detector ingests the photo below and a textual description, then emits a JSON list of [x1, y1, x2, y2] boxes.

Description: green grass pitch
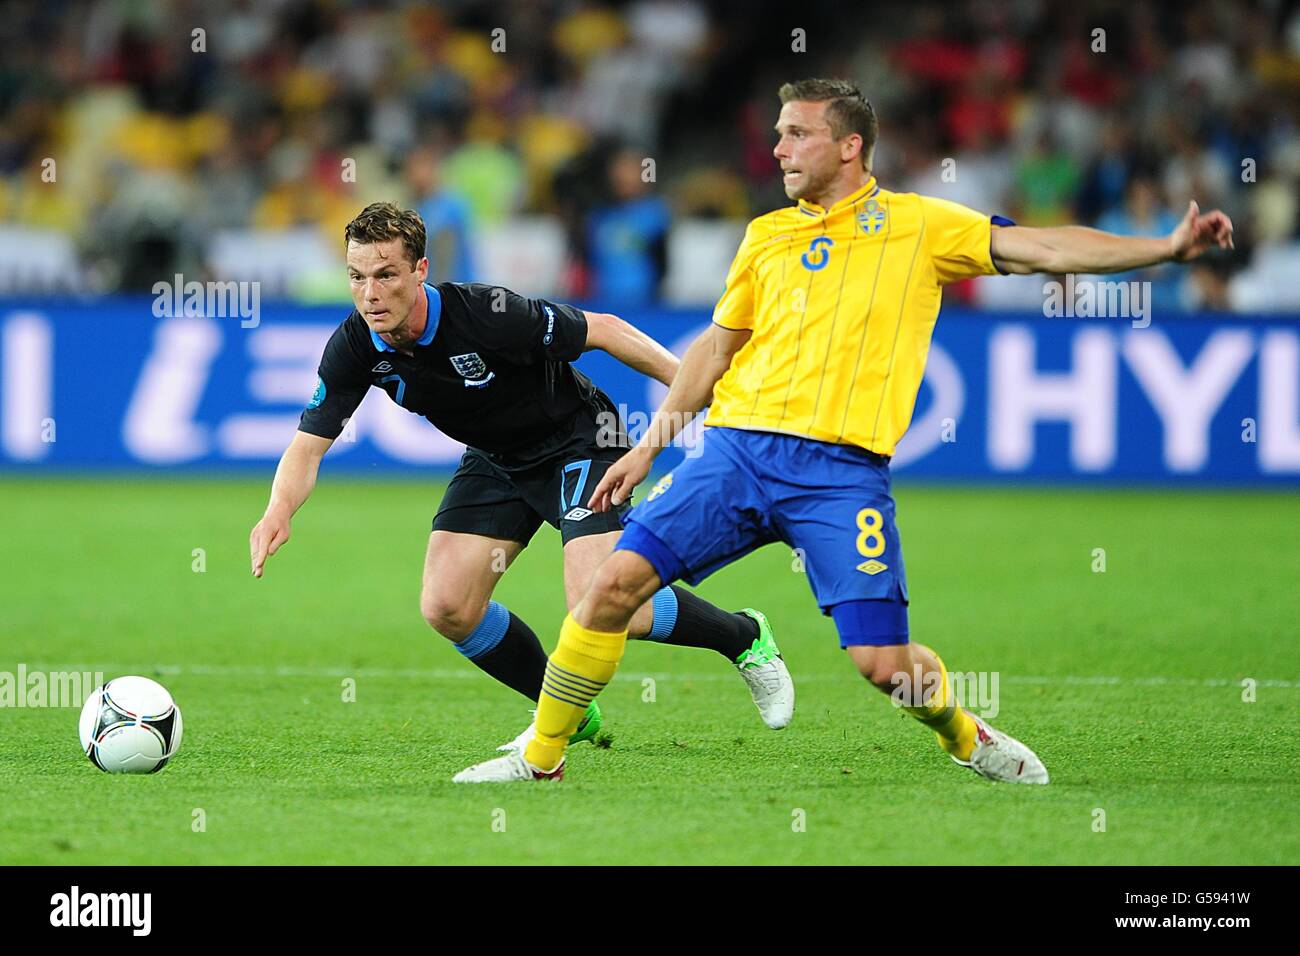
[[1, 476, 1296, 865]]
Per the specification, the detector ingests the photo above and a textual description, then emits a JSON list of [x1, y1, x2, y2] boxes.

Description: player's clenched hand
[[250, 511, 291, 578], [589, 446, 653, 512], [1170, 200, 1234, 262]]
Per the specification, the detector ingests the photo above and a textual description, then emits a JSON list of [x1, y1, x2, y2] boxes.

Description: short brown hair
[[344, 202, 427, 268], [778, 78, 878, 168]]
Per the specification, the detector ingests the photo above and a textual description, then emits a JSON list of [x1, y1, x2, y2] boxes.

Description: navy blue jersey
[[300, 282, 624, 470]]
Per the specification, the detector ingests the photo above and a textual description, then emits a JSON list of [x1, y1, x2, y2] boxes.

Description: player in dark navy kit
[[249, 203, 794, 751]]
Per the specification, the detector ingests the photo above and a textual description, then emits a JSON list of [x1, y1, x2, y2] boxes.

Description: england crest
[[449, 352, 495, 387]]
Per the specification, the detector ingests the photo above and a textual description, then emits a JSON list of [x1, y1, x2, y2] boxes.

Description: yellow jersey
[[707, 177, 1005, 456]]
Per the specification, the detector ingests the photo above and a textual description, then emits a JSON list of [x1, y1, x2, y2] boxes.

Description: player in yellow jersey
[[454, 78, 1234, 784]]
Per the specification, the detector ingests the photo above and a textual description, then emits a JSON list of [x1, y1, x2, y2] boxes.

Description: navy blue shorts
[[615, 427, 909, 646]]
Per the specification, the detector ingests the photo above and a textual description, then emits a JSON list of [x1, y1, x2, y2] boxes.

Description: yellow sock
[[524, 614, 627, 771], [900, 651, 977, 762]]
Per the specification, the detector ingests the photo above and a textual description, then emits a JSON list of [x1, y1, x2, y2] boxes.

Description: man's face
[[609, 150, 647, 202], [773, 100, 856, 202], [347, 239, 428, 337]]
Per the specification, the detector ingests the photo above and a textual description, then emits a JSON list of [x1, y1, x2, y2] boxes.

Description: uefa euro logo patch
[[858, 200, 887, 235], [449, 352, 495, 388]]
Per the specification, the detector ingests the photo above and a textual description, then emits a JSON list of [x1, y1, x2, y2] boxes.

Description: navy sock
[[644, 585, 758, 662], [452, 602, 547, 701]]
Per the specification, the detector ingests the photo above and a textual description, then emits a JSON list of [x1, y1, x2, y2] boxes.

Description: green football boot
[[734, 608, 795, 729]]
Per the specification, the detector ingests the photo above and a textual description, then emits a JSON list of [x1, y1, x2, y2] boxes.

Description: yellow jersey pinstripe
[[708, 177, 1004, 456]]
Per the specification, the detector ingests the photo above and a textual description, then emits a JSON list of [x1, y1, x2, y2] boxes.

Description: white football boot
[[496, 700, 602, 754], [951, 713, 1049, 785], [453, 751, 565, 783], [734, 608, 795, 730], [496, 720, 536, 755]]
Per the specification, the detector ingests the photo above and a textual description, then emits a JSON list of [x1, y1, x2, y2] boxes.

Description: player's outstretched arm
[[588, 323, 750, 511], [250, 430, 334, 578], [582, 310, 679, 387], [990, 200, 1234, 276]]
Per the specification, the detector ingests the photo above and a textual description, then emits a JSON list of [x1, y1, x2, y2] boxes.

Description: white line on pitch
[[18, 662, 1300, 689]]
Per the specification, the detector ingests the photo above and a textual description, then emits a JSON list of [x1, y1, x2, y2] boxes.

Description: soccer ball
[[79, 676, 183, 774]]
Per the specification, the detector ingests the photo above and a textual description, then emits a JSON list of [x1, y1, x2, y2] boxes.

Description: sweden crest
[[858, 200, 887, 235]]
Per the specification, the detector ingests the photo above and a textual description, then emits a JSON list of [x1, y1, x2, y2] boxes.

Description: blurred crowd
[[2, 0, 1299, 310]]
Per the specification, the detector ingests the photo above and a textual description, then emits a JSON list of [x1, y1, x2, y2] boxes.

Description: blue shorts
[[615, 427, 909, 646]]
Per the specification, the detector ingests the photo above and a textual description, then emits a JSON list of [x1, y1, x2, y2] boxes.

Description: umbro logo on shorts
[[563, 507, 593, 522], [857, 559, 888, 575]]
